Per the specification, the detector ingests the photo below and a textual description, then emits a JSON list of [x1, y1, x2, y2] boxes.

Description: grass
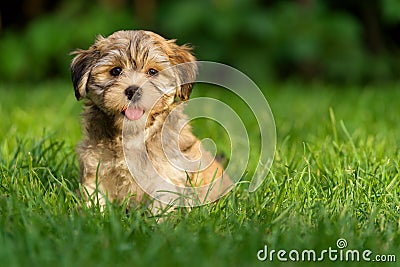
[[0, 80, 399, 266]]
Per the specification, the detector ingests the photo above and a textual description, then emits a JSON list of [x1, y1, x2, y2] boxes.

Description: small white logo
[[336, 238, 348, 249]]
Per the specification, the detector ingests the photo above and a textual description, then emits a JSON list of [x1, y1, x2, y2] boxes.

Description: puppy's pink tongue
[[124, 106, 144, 121]]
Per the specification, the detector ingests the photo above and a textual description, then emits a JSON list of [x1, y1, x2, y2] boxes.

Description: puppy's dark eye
[[110, 67, 123, 76], [147, 68, 158, 76]]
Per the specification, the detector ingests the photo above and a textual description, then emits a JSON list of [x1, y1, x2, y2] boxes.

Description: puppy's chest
[[123, 128, 188, 186], [123, 133, 148, 164], [123, 131, 166, 166]]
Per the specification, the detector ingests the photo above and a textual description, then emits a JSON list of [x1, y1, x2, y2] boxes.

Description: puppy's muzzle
[[125, 85, 142, 102]]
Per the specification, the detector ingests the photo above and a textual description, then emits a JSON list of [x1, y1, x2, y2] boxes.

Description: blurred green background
[[1, 0, 400, 85]]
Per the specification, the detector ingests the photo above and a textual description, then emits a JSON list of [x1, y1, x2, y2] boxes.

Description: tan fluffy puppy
[[70, 30, 232, 211]]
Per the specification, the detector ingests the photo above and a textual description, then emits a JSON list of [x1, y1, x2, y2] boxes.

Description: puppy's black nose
[[125, 85, 139, 100]]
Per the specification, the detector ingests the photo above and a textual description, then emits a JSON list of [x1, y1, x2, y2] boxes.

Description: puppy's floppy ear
[[70, 48, 98, 101], [168, 42, 197, 101]]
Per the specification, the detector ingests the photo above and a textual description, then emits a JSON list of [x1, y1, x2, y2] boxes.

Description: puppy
[[70, 30, 232, 211]]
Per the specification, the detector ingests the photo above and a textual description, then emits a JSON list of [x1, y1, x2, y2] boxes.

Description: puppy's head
[[70, 30, 197, 122]]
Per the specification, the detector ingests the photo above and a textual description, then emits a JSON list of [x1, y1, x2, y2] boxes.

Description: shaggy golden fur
[[70, 30, 232, 211]]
